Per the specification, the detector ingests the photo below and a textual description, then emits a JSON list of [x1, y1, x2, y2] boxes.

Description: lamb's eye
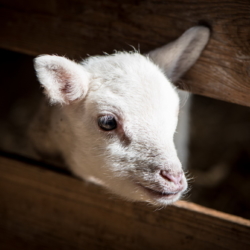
[[98, 115, 117, 131]]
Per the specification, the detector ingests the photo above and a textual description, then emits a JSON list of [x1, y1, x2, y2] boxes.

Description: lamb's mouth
[[138, 184, 181, 198]]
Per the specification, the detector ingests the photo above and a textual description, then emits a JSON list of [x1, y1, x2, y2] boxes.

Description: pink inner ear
[[49, 64, 74, 97], [61, 82, 72, 94]]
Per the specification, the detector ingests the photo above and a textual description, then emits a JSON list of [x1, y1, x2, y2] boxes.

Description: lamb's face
[[69, 53, 187, 205], [34, 26, 209, 205]]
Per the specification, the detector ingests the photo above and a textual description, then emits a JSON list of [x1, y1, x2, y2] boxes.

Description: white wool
[[32, 26, 209, 205]]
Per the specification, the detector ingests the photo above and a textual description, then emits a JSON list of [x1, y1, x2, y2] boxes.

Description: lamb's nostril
[[160, 170, 183, 185]]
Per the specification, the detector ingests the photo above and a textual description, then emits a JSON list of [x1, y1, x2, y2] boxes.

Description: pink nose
[[160, 170, 183, 185]]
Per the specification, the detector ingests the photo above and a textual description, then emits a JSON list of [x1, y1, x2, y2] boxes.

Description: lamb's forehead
[[86, 52, 178, 96], [85, 52, 179, 114], [85, 52, 165, 85]]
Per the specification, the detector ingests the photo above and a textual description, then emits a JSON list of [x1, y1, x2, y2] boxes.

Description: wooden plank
[[0, 1, 250, 107], [0, 156, 249, 250]]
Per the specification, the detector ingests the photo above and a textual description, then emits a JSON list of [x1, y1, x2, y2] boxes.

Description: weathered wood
[[0, 156, 250, 250], [0, 0, 250, 107]]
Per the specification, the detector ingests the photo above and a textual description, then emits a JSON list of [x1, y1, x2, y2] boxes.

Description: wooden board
[[0, 0, 250, 107], [0, 156, 250, 250]]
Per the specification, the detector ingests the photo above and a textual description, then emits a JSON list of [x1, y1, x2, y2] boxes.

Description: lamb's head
[[34, 26, 209, 205]]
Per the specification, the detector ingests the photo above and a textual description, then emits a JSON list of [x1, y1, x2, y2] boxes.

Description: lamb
[[31, 26, 209, 205]]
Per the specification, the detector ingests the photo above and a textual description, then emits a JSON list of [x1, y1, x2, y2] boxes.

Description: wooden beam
[[0, 1, 250, 107], [0, 156, 250, 250]]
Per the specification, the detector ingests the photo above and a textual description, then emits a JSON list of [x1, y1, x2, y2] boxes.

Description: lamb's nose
[[160, 170, 183, 185]]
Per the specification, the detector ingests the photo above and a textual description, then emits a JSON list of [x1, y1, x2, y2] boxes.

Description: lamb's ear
[[148, 26, 210, 82], [34, 55, 90, 105]]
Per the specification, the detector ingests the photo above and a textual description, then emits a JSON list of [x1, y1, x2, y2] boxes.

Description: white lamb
[[31, 26, 209, 205]]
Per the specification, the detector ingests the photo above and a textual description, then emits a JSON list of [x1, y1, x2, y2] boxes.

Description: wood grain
[[0, 0, 250, 106], [0, 156, 250, 250]]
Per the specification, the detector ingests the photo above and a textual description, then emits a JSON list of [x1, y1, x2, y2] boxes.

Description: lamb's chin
[[111, 180, 184, 205], [149, 192, 182, 206], [136, 184, 183, 205], [83, 175, 183, 206]]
